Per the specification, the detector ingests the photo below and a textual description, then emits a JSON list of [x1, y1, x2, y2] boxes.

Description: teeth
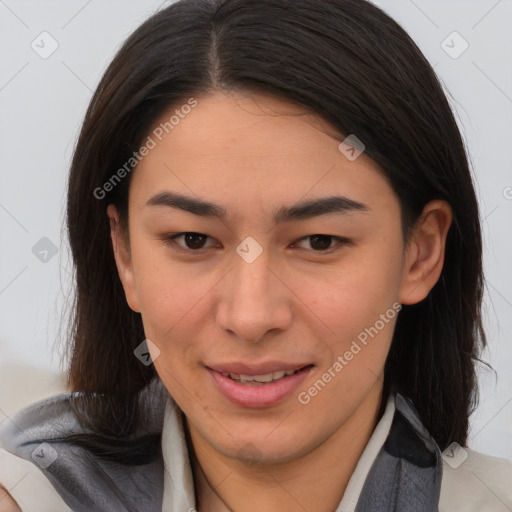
[[223, 369, 298, 384], [253, 372, 274, 383]]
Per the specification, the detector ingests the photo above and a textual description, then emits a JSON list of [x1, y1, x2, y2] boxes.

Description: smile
[[208, 365, 314, 407], [222, 369, 298, 384]]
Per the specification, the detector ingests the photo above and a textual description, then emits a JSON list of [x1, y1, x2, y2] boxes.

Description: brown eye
[[165, 232, 215, 251], [308, 235, 334, 250], [292, 234, 351, 253], [182, 233, 208, 250]]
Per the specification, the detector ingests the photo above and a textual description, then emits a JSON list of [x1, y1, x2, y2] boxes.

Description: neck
[[186, 381, 384, 512]]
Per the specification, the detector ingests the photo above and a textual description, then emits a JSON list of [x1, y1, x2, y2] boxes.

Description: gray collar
[[0, 381, 442, 511]]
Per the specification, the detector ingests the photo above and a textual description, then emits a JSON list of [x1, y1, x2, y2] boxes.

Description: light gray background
[[0, 0, 511, 458]]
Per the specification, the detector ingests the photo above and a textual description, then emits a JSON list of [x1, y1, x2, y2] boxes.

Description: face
[[109, 91, 450, 465]]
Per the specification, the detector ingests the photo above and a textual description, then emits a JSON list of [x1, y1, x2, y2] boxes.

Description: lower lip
[[208, 366, 313, 408]]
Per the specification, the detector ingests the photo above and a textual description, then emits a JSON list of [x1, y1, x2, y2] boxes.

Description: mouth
[[207, 364, 314, 408], [220, 368, 305, 385]]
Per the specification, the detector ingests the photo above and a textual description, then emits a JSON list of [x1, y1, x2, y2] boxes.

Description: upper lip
[[207, 362, 312, 375]]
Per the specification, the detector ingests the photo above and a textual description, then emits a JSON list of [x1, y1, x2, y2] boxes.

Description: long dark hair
[[64, 0, 486, 461]]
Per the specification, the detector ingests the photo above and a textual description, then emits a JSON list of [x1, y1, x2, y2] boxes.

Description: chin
[[209, 428, 313, 466]]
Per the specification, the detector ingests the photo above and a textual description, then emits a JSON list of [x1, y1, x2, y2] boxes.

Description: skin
[[108, 91, 452, 512], [0, 486, 21, 512]]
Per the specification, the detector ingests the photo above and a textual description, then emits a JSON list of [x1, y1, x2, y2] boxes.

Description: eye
[[163, 232, 350, 254], [164, 232, 217, 251], [292, 234, 350, 252]]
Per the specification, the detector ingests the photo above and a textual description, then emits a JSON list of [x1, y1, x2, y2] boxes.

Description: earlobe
[[106, 204, 141, 312], [399, 200, 453, 305]]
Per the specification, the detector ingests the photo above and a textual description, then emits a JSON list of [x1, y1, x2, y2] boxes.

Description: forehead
[[129, 91, 397, 220], [145, 92, 342, 169]]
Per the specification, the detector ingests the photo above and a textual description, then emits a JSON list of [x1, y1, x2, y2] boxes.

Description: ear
[[399, 200, 453, 305], [107, 204, 141, 312]]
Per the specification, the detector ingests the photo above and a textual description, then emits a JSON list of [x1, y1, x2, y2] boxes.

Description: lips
[[207, 363, 314, 408]]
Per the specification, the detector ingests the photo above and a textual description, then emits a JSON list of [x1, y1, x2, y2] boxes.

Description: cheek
[[133, 256, 210, 398], [301, 242, 402, 383], [129, 242, 207, 350], [306, 245, 401, 333]]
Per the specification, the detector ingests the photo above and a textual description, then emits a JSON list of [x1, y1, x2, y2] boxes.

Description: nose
[[216, 246, 293, 344]]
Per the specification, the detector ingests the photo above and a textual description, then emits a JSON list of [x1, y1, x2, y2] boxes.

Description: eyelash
[[163, 232, 351, 255]]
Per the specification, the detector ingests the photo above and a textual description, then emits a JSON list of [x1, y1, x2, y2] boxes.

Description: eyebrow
[[145, 191, 368, 223]]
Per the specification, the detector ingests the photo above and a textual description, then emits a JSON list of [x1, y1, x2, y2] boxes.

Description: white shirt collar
[[161, 392, 396, 511]]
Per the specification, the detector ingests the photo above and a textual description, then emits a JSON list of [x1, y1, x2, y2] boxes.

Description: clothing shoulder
[[0, 392, 89, 512], [0, 448, 71, 512], [0, 380, 169, 512], [440, 445, 512, 511]]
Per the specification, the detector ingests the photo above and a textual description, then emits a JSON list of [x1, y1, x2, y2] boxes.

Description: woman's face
[[110, 91, 443, 465]]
